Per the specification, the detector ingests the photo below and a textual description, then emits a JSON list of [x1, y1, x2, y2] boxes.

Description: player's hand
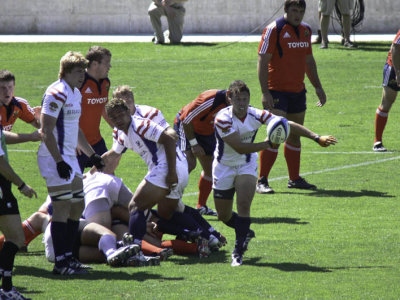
[[261, 92, 274, 110], [56, 161, 72, 180], [264, 138, 280, 149], [19, 183, 37, 198], [90, 153, 105, 171], [191, 144, 206, 156], [33, 106, 42, 120], [30, 130, 42, 142], [166, 170, 178, 190], [315, 87, 326, 107], [317, 135, 337, 147]]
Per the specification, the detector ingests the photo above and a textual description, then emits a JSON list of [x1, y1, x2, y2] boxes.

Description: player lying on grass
[[212, 80, 337, 266]]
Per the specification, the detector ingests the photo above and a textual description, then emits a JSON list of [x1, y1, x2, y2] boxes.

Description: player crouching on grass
[[102, 98, 190, 263], [212, 80, 337, 266]]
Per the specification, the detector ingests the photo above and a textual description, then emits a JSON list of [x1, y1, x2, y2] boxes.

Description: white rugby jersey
[[214, 106, 273, 167], [112, 104, 169, 153], [112, 115, 182, 171], [38, 79, 82, 156]]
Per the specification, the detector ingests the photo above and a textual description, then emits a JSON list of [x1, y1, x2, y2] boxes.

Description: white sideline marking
[[183, 155, 400, 196], [310, 151, 395, 154], [8, 149, 35, 152]]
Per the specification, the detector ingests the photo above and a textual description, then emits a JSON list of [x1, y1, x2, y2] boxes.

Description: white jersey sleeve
[[214, 109, 235, 138], [112, 127, 127, 154], [41, 84, 67, 119], [135, 105, 169, 129]]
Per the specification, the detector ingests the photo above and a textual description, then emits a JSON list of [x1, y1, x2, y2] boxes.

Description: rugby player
[[213, 80, 337, 266], [38, 51, 104, 275], [0, 72, 37, 299], [102, 98, 188, 257], [174, 89, 231, 216], [0, 70, 40, 132], [77, 46, 113, 172], [257, 0, 327, 193], [373, 30, 400, 152]]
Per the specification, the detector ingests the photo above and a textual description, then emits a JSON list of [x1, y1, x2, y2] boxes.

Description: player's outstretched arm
[[4, 130, 41, 144], [288, 121, 337, 147]]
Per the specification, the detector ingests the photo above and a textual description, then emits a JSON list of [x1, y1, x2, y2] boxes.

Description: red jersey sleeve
[[17, 98, 35, 123], [258, 24, 277, 55]]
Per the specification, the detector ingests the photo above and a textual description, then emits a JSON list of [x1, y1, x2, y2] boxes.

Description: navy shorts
[[270, 89, 307, 114], [77, 138, 108, 172], [0, 175, 20, 216], [382, 63, 400, 92], [174, 116, 216, 156]]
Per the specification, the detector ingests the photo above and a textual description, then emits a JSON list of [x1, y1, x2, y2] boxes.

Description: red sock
[[141, 240, 164, 256], [161, 240, 198, 255], [22, 220, 41, 246], [284, 142, 301, 181], [197, 172, 212, 208], [259, 148, 278, 178], [375, 107, 388, 143]]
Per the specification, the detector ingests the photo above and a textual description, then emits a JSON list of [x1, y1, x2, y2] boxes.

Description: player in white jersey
[[38, 51, 104, 275], [102, 98, 188, 253], [213, 80, 337, 266]]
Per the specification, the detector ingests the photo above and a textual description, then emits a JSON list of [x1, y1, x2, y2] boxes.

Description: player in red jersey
[[78, 46, 113, 171], [0, 70, 40, 132], [257, 0, 327, 193], [373, 30, 400, 152], [174, 89, 231, 215]]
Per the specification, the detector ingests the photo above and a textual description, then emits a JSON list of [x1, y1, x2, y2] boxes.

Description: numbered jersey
[[214, 106, 273, 167]]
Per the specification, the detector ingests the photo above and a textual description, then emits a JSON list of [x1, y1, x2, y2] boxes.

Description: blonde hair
[[59, 51, 88, 79], [112, 85, 134, 101]]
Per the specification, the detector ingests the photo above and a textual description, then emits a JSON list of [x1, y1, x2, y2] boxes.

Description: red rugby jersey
[[0, 97, 35, 131], [258, 17, 312, 93], [79, 73, 110, 145], [177, 89, 229, 136]]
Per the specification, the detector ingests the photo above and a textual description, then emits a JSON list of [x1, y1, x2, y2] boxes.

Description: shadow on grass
[[251, 217, 308, 225], [15, 265, 184, 282], [279, 189, 394, 198], [169, 249, 229, 265], [246, 258, 331, 272], [324, 42, 390, 52], [17, 250, 44, 257]]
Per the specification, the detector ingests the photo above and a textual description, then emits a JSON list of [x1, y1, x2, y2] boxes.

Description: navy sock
[[65, 219, 79, 259], [128, 210, 147, 246], [51, 221, 68, 267], [0, 241, 19, 291], [224, 211, 238, 229], [184, 205, 213, 231], [234, 216, 251, 255]]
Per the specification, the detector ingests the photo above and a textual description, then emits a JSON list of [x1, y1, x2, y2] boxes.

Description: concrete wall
[[0, 0, 398, 35]]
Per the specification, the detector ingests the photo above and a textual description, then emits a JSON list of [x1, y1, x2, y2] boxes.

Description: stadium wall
[[0, 0, 397, 35]]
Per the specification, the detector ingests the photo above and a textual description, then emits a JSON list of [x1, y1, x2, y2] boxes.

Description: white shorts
[[145, 159, 189, 199], [82, 172, 132, 218], [38, 154, 82, 187], [212, 159, 258, 191], [319, 0, 353, 15]]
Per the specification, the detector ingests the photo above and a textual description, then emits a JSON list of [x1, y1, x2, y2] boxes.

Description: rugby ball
[[266, 116, 290, 144]]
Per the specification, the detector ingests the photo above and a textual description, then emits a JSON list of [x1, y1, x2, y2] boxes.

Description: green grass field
[[0, 40, 399, 299]]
